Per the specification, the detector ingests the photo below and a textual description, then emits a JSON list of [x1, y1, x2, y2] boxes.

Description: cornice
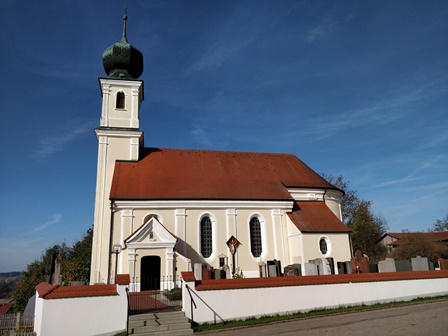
[[113, 199, 294, 210]]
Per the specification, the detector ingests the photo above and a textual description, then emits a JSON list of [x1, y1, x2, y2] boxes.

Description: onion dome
[[102, 14, 143, 79]]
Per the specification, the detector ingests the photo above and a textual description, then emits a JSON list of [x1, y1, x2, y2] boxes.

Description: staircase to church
[[128, 311, 193, 335]]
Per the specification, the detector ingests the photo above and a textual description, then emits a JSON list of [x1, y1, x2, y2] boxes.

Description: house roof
[[0, 302, 12, 316], [110, 147, 340, 200], [287, 201, 350, 233], [385, 231, 448, 245]]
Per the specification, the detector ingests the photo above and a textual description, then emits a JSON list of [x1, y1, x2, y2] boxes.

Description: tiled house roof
[[110, 147, 340, 200], [287, 201, 350, 233], [386, 231, 448, 246]]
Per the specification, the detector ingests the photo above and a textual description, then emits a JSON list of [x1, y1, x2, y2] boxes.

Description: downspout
[[107, 199, 115, 284]]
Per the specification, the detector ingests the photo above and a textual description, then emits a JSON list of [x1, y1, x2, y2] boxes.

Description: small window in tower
[[116, 92, 125, 109]]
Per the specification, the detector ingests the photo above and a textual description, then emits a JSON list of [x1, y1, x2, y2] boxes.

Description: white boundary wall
[[182, 277, 448, 324], [34, 285, 128, 336]]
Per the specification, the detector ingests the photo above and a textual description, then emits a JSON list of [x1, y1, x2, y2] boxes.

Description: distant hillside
[[0, 272, 21, 278]]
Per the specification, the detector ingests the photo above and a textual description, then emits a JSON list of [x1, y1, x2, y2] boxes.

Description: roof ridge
[[141, 147, 297, 156]]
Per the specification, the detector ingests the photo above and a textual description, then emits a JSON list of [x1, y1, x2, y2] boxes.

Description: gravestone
[[214, 269, 225, 279], [411, 256, 430, 271], [378, 258, 396, 273], [369, 264, 379, 273], [267, 259, 282, 276], [202, 268, 212, 280], [350, 250, 370, 273], [304, 262, 318, 275], [395, 260, 411, 272], [268, 264, 278, 277], [284, 265, 298, 276], [194, 263, 202, 280], [292, 263, 302, 276], [438, 258, 448, 270], [309, 258, 323, 275], [222, 264, 231, 279], [326, 257, 335, 274], [345, 261, 352, 274], [258, 262, 267, 277], [337, 262, 348, 274]]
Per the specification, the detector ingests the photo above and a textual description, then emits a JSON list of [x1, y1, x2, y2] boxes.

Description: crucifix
[[226, 235, 241, 276]]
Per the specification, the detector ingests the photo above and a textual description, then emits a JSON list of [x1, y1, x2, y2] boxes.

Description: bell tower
[[90, 13, 144, 284]]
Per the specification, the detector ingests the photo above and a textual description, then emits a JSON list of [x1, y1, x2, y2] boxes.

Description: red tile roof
[[386, 231, 448, 245], [110, 148, 339, 200], [0, 302, 12, 316], [35, 282, 118, 299], [287, 201, 350, 233]]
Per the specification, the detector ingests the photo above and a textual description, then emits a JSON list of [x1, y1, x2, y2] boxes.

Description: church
[[90, 16, 352, 290]]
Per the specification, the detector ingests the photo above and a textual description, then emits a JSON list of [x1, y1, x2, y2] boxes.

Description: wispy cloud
[[306, 23, 335, 42], [29, 214, 63, 234], [191, 124, 214, 147], [33, 121, 95, 160]]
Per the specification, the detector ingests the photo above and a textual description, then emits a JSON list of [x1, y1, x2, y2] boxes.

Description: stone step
[[128, 311, 193, 336]]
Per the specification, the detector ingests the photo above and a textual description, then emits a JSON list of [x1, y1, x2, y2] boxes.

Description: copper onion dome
[[102, 14, 143, 79]]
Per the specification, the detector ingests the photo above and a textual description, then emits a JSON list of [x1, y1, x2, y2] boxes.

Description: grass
[[194, 295, 448, 333]]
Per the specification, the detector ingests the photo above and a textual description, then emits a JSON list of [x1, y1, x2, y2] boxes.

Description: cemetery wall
[[181, 270, 448, 324], [34, 282, 127, 336]]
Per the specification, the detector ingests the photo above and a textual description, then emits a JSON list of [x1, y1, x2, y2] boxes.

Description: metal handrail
[[185, 284, 197, 328], [125, 287, 130, 336]]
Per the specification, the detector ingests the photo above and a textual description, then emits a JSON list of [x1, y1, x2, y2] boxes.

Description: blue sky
[[1, 1, 447, 272]]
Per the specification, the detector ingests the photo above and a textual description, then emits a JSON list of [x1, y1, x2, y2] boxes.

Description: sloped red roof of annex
[[287, 201, 350, 233], [110, 148, 339, 200]]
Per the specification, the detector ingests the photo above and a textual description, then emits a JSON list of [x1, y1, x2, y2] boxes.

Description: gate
[[128, 276, 182, 315]]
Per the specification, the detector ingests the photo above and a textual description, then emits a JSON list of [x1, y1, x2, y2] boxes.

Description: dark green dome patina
[[102, 14, 143, 79]]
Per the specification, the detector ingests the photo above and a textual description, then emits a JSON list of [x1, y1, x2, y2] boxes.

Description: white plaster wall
[[183, 277, 448, 324], [34, 285, 128, 336]]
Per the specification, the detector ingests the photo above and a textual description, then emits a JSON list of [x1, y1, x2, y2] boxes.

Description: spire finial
[[122, 6, 128, 42]]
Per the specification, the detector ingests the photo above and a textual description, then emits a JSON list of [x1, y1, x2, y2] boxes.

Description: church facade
[[90, 17, 352, 290]]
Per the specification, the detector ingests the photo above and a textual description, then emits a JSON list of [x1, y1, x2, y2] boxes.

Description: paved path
[[201, 299, 448, 336]]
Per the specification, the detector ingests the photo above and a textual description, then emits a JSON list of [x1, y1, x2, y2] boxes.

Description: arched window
[[319, 238, 328, 255], [200, 216, 213, 258], [249, 217, 262, 257], [116, 91, 125, 109]]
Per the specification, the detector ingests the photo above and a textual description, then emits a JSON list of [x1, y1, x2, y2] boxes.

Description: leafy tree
[[13, 244, 68, 313], [322, 174, 388, 261], [63, 228, 93, 284], [390, 233, 448, 262], [431, 213, 448, 232], [12, 229, 92, 312]]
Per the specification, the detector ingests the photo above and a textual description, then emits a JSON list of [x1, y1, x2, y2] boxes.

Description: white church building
[[90, 16, 352, 290]]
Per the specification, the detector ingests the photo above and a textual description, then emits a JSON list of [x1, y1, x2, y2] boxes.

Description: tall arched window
[[249, 217, 262, 257], [116, 91, 125, 109], [200, 216, 212, 258]]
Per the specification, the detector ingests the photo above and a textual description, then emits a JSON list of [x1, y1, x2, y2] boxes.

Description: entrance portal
[[140, 256, 161, 291]]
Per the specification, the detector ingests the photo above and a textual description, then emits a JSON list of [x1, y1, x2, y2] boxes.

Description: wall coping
[[181, 270, 448, 291], [36, 282, 118, 299]]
